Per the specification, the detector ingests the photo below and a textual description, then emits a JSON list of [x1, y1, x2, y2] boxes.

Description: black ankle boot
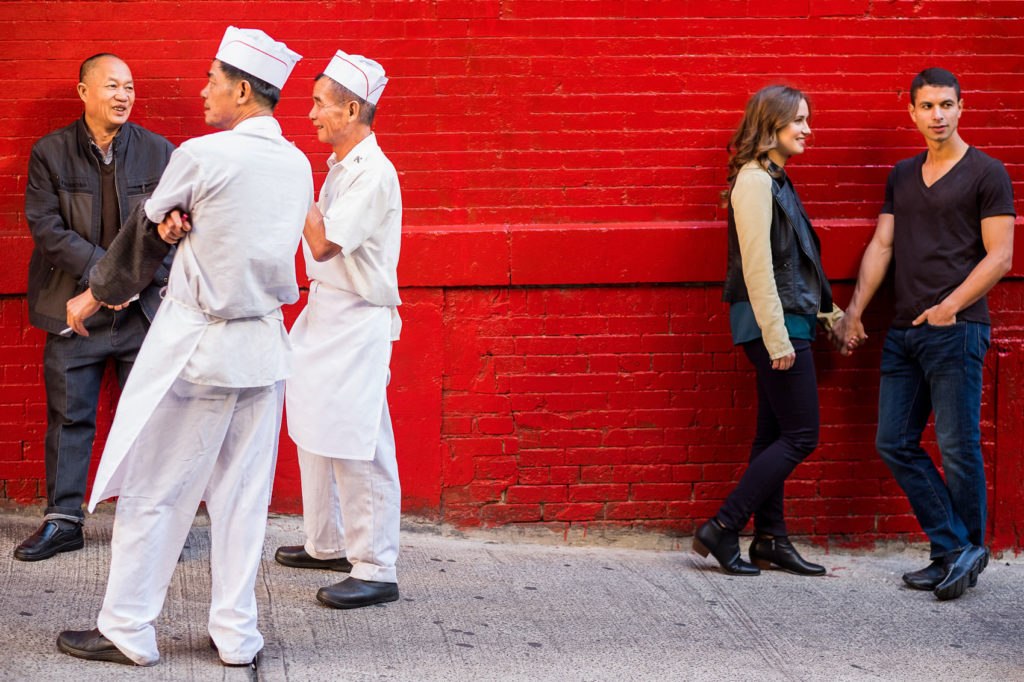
[[748, 535, 826, 576], [693, 519, 760, 576]]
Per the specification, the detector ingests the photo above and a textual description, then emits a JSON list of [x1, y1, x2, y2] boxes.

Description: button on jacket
[[24, 117, 175, 333]]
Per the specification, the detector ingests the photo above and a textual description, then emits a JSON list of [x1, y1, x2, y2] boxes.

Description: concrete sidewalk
[[0, 507, 1021, 681]]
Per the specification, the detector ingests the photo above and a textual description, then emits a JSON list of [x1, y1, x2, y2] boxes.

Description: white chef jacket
[[88, 115, 313, 508], [287, 133, 402, 460], [303, 132, 402, 339], [144, 116, 314, 387]]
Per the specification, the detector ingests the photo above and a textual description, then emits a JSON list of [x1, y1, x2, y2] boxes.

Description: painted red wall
[[1, 1, 1023, 549]]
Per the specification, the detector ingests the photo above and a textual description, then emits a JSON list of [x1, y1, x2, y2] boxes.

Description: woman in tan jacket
[[693, 85, 842, 576]]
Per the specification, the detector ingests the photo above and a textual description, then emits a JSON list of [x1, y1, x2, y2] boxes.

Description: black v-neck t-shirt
[[881, 146, 1015, 327]]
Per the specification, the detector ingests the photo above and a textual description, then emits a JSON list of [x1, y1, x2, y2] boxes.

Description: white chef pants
[[97, 378, 282, 666], [298, 399, 401, 583]]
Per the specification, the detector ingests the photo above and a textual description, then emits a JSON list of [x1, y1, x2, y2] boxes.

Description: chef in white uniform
[[56, 27, 312, 667], [274, 50, 403, 610]]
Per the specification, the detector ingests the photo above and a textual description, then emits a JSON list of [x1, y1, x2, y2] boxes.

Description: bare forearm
[[846, 240, 891, 320], [941, 217, 1015, 317], [303, 205, 341, 262], [940, 252, 1012, 317]]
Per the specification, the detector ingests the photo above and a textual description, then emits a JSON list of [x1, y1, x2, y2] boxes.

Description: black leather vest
[[722, 167, 833, 315]]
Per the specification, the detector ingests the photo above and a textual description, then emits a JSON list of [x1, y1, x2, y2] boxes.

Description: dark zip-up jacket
[[24, 117, 175, 334]]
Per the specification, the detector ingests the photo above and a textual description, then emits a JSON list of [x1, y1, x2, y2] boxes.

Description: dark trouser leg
[[749, 368, 784, 535], [716, 339, 819, 534], [927, 323, 989, 548], [42, 304, 148, 522], [110, 303, 147, 388], [875, 326, 972, 559], [43, 330, 107, 522]]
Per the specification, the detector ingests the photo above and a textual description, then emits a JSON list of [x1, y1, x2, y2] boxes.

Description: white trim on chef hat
[[323, 50, 388, 105], [216, 26, 302, 90]]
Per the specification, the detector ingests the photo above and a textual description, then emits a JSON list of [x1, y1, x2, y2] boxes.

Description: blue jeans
[[716, 339, 819, 536], [42, 304, 149, 522], [875, 322, 990, 559]]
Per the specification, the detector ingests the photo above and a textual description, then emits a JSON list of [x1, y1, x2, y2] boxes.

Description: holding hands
[[828, 299, 957, 358], [830, 314, 868, 357]]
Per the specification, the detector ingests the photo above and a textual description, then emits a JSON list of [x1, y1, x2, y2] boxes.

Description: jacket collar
[[326, 132, 379, 172], [765, 160, 809, 223], [75, 116, 131, 159], [232, 115, 283, 138]]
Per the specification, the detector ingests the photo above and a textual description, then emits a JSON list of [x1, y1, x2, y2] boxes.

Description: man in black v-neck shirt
[[834, 68, 1015, 601], [884, 146, 1013, 327]]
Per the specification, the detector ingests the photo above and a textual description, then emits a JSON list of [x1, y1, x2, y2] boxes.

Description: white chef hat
[[216, 26, 302, 90], [323, 50, 388, 105]]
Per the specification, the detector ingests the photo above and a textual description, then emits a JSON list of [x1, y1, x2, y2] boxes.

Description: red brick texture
[[1, 2, 1024, 548]]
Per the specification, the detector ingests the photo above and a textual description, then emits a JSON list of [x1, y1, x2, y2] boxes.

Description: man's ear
[[235, 79, 251, 104], [349, 100, 360, 121], [77, 82, 88, 103]]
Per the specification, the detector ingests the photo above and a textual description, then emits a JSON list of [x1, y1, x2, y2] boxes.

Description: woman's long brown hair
[[721, 85, 807, 204]]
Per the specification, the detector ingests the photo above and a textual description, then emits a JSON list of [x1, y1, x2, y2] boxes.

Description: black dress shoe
[[14, 520, 84, 561], [275, 545, 352, 572], [749, 535, 826, 576], [902, 559, 946, 590], [57, 628, 135, 665], [317, 578, 399, 609], [692, 518, 760, 576], [935, 545, 987, 601], [969, 548, 989, 587]]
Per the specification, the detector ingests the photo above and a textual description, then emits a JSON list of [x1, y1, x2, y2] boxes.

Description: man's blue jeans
[[875, 322, 990, 559]]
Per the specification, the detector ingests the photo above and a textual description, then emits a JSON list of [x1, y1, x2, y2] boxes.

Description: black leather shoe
[[275, 545, 352, 572], [14, 520, 84, 561], [935, 545, 987, 601], [902, 559, 946, 590], [57, 629, 135, 665], [749, 535, 826, 576], [969, 548, 989, 587], [692, 518, 760, 576], [317, 578, 399, 609]]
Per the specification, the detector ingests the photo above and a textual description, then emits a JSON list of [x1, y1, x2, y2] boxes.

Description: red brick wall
[[1, 2, 1023, 549]]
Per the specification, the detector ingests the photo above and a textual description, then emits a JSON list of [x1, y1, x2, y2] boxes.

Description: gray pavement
[[1, 506, 1022, 681]]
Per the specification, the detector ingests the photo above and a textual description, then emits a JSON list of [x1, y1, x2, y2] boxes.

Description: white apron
[[286, 281, 391, 461], [87, 235, 286, 510]]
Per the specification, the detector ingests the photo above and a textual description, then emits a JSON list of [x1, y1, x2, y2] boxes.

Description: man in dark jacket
[[16, 53, 174, 561]]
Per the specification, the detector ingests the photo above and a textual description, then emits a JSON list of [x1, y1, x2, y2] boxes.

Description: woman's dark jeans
[[716, 338, 819, 536]]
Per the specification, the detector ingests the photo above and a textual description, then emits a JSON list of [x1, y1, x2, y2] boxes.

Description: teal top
[[729, 301, 816, 346]]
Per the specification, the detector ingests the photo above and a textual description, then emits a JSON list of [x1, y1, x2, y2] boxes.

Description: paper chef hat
[[216, 26, 302, 90], [323, 51, 388, 105]]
